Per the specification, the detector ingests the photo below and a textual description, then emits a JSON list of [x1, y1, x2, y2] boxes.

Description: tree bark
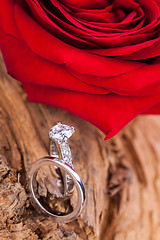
[[0, 51, 160, 240]]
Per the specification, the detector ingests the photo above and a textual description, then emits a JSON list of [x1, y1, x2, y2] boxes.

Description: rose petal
[[89, 37, 160, 59], [14, 0, 145, 78], [0, 32, 108, 94], [60, 0, 108, 9], [22, 82, 160, 139], [0, 0, 20, 39]]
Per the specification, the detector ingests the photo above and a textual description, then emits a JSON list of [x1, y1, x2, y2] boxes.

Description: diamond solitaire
[[49, 122, 75, 142]]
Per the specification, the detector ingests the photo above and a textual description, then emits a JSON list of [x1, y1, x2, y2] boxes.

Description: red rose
[[0, 0, 160, 139]]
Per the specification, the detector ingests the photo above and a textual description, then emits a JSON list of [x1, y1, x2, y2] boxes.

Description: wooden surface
[[1, 51, 160, 240]]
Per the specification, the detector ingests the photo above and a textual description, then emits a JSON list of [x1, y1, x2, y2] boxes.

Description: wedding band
[[27, 123, 85, 223]]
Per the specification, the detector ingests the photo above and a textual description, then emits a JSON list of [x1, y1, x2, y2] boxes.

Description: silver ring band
[[28, 157, 85, 223]]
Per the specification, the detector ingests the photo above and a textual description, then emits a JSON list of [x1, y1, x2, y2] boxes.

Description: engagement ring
[[27, 122, 85, 223]]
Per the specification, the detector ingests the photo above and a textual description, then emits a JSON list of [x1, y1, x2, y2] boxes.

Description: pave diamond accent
[[49, 122, 75, 142], [60, 141, 73, 169]]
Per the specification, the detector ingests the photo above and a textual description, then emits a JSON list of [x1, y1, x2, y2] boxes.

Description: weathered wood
[[1, 51, 160, 240]]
